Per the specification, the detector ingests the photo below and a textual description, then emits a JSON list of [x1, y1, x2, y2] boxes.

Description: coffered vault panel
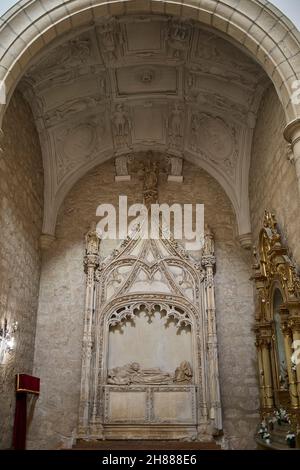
[[20, 14, 269, 243]]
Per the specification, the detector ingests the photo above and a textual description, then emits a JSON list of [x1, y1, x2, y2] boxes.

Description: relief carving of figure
[[167, 156, 183, 177], [107, 362, 173, 385], [98, 23, 117, 61], [166, 21, 191, 59], [142, 154, 159, 206], [85, 222, 101, 255], [107, 361, 193, 386], [168, 103, 183, 146], [112, 104, 131, 147], [174, 361, 193, 384], [115, 154, 133, 177], [203, 225, 214, 256]]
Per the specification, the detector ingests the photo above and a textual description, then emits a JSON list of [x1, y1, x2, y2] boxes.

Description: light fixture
[[0, 318, 18, 364]]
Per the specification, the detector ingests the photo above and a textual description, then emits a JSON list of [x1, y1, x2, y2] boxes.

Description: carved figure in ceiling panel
[[165, 19, 191, 60], [112, 104, 131, 149], [44, 96, 103, 127], [189, 112, 237, 177], [29, 37, 92, 84], [168, 103, 183, 148], [98, 20, 122, 63], [55, 117, 105, 182]]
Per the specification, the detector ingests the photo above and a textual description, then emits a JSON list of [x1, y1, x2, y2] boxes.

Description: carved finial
[[252, 245, 260, 270], [85, 222, 101, 256], [263, 210, 277, 231]]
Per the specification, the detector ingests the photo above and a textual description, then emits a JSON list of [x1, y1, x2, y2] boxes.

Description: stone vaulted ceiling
[[20, 14, 269, 243]]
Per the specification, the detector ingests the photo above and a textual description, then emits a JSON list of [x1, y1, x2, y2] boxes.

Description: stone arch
[[0, 0, 299, 126], [1, 0, 300, 248]]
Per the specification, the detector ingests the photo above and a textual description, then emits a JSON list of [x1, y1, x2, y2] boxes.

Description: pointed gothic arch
[[78, 222, 222, 441]]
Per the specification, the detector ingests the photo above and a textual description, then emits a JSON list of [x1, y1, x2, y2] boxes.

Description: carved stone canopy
[[78, 221, 222, 439]]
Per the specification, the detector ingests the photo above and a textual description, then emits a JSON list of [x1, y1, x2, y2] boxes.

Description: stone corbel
[[166, 155, 183, 183], [238, 233, 252, 250], [115, 154, 133, 182]]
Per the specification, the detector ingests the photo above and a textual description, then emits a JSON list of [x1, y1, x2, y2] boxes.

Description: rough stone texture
[[250, 85, 300, 264], [28, 158, 258, 450], [0, 91, 44, 449]]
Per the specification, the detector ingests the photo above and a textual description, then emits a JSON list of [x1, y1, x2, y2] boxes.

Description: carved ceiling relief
[[188, 112, 238, 179], [20, 14, 268, 238]]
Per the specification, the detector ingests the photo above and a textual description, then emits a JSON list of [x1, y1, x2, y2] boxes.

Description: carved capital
[[40, 233, 56, 250], [202, 255, 216, 268], [238, 233, 252, 250], [288, 317, 300, 333]]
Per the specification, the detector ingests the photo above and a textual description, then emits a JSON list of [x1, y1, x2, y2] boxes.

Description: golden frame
[[252, 211, 300, 428]]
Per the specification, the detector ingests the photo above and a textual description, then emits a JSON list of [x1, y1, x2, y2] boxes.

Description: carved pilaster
[[78, 223, 101, 437], [201, 226, 222, 430]]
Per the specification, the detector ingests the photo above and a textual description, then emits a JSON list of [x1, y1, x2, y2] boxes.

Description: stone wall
[[28, 157, 258, 449], [0, 91, 44, 448], [250, 85, 300, 264]]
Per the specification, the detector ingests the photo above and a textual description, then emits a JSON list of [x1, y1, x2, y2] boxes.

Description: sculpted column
[[259, 329, 274, 411], [289, 316, 300, 407], [284, 120, 300, 198], [78, 223, 100, 437], [281, 320, 299, 409], [202, 226, 222, 431]]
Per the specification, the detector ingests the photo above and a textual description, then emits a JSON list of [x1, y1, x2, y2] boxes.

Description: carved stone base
[[115, 175, 131, 182], [168, 175, 183, 183], [238, 233, 252, 250], [102, 424, 198, 440]]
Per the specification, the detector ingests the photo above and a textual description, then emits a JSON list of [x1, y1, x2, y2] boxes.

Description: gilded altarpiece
[[77, 224, 222, 441], [252, 211, 300, 434]]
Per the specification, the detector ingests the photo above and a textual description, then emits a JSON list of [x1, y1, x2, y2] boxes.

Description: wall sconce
[[0, 318, 18, 364]]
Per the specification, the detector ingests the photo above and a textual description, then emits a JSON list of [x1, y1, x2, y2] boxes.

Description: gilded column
[[289, 317, 300, 407], [255, 335, 266, 408], [202, 225, 222, 431], [259, 330, 274, 410], [78, 223, 100, 437], [282, 321, 299, 409]]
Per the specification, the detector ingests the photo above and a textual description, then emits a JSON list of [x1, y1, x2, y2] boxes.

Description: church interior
[[1, 0, 300, 451]]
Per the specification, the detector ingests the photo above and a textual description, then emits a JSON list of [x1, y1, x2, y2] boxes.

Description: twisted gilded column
[[78, 223, 100, 437]]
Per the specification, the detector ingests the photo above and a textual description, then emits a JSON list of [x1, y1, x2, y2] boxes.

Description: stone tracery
[[78, 223, 222, 440]]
